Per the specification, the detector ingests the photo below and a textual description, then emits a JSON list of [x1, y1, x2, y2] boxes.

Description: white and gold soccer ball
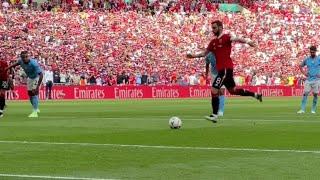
[[169, 116, 182, 129]]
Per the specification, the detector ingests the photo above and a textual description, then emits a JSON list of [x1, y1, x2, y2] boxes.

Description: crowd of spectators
[[251, 0, 320, 14], [0, 0, 319, 87]]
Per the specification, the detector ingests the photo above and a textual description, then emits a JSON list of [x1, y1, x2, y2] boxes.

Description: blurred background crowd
[[1, 0, 319, 86]]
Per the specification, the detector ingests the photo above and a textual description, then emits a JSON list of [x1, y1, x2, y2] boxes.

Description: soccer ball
[[169, 116, 182, 129]]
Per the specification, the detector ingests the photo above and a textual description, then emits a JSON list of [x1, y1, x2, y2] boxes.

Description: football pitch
[[0, 97, 320, 179]]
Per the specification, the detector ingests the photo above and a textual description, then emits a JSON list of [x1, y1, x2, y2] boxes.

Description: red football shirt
[[206, 34, 233, 71], [0, 61, 9, 81]]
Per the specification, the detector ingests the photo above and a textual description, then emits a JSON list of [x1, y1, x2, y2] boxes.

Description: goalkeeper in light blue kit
[[205, 52, 225, 116], [297, 46, 320, 114], [7, 51, 43, 118]]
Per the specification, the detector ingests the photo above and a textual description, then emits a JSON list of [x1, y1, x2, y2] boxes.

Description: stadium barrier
[[6, 85, 304, 100]]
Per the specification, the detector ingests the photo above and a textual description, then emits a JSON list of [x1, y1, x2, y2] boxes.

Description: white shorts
[[27, 77, 39, 91], [304, 80, 320, 94]]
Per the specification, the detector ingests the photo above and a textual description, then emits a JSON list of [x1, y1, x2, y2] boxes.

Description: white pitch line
[[0, 140, 319, 154], [0, 173, 117, 180]]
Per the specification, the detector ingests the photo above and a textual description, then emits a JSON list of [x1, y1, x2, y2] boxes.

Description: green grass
[[0, 97, 320, 179]]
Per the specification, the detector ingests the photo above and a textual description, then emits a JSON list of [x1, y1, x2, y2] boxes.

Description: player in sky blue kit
[[297, 46, 320, 114], [205, 52, 225, 116], [7, 51, 43, 117]]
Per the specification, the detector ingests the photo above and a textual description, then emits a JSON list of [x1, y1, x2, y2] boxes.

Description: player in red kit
[[0, 59, 10, 118], [187, 20, 262, 122]]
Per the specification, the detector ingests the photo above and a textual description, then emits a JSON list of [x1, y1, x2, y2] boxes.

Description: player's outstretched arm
[[231, 36, 256, 47], [5, 62, 19, 71], [32, 72, 43, 95], [37, 72, 44, 89], [186, 50, 209, 59]]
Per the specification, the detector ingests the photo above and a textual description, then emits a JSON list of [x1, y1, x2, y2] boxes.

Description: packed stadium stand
[[0, 0, 319, 86]]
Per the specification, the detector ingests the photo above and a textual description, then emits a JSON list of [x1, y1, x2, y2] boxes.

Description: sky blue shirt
[[205, 52, 218, 76], [300, 56, 320, 81], [18, 59, 42, 79]]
